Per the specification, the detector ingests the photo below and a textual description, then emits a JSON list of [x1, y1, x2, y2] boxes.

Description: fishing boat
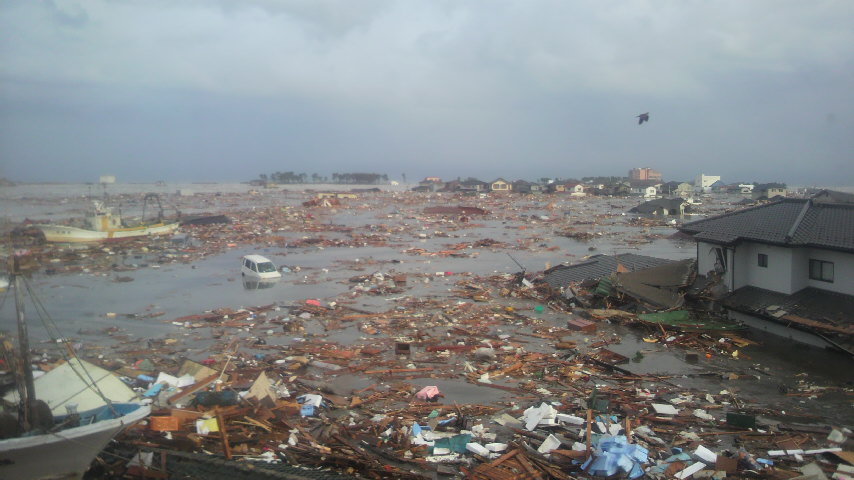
[[0, 256, 151, 480], [33, 193, 179, 243]]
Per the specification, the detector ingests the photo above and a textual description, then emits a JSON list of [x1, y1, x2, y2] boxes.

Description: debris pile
[[2, 188, 850, 479]]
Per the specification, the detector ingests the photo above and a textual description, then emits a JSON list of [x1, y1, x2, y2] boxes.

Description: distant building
[[694, 174, 721, 192], [710, 180, 728, 192], [512, 180, 542, 194], [415, 178, 444, 192], [563, 182, 586, 196], [629, 197, 692, 215], [752, 183, 787, 200], [629, 168, 662, 181], [675, 183, 693, 197], [490, 178, 512, 192], [460, 179, 489, 192]]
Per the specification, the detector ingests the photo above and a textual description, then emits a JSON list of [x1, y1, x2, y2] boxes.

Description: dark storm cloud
[[1, 0, 852, 185]]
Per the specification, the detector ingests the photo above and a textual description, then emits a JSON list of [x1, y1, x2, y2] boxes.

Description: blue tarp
[[143, 383, 163, 397], [582, 435, 648, 479]]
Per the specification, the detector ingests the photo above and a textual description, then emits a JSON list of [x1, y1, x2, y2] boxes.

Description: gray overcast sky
[[1, 1, 852, 185]]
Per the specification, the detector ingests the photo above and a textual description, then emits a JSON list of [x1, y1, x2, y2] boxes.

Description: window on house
[[809, 259, 834, 282], [757, 253, 768, 268]]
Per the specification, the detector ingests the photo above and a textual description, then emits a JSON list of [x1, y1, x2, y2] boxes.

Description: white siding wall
[[696, 241, 719, 277], [791, 248, 808, 292], [732, 244, 749, 290], [733, 243, 795, 294], [791, 248, 854, 295], [698, 240, 854, 295]]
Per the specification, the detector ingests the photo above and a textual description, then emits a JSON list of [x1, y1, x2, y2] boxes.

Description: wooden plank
[[515, 453, 544, 480], [586, 409, 592, 452], [166, 373, 219, 404], [489, 448, 521, 467], [363, 367, 433, 374], [216, 412, 232, 460]]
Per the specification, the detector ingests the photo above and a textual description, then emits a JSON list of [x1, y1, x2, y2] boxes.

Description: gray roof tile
[[790, 204, 854, 251], [542, 253, 674, 289], [680, 199, 854, 252]]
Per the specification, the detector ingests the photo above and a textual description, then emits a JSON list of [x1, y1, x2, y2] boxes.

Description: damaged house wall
[[696, 241, 735, 290], [699, 242, 853, 296], [684, 195, 854, 297]]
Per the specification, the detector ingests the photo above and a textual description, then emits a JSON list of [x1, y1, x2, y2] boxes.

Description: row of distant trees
[[259, 172, 390, 184]]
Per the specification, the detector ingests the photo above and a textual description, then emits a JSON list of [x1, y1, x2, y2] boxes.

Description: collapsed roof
[[542, 254, 675, 289]]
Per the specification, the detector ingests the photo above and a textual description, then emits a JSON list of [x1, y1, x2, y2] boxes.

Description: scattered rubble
[[2, 188, 851, 479]]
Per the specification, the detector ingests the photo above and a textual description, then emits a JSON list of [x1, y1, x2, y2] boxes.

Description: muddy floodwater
[[2, 183, 852, 433]]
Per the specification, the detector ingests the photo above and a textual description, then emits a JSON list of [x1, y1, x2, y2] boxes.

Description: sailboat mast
[[11, 257, 37, 429]]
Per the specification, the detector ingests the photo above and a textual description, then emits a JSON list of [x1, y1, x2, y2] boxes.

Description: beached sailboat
[[0, 256, 151, 480], [33, 193, 179, 243]]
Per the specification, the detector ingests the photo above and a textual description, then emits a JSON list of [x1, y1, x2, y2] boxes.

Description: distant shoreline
[[3, 181, 852, 193]]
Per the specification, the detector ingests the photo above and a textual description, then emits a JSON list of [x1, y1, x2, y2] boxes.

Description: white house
[[564, 183, 586, 196], [679, 191, 854, 349], [643, 186, 658, 198], [694, 174, 721, 193], [629, 185, 658, 198]]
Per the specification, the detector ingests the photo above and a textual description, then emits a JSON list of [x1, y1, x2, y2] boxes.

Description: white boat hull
[[0, 404, 150, 480], [34, 222, 180, 243]]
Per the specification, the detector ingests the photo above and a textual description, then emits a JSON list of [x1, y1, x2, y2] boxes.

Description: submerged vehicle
[[0, 256, 150, 479], [241, 254, 282, 280], [242, 277, 279, 290], [32, 193, 179, 243]]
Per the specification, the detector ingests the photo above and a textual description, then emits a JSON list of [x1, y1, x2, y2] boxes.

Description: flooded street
[[1, 184, 851, 478]]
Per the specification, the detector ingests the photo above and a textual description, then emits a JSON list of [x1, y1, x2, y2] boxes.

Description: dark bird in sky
[[637, 112, 649, 125]]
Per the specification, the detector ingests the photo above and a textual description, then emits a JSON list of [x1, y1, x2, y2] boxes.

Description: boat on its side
[[33, 198, 179, 243], [0, 258, 151, 479], [0, 402, 151, 480]]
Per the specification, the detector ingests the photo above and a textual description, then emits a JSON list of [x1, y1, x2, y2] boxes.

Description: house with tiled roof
[[751, 183, 787, 200], [459, 178, 489, 193], [679, 191, 854, 349], [563, 182, 586, 196], [490, 178, 512, 192]]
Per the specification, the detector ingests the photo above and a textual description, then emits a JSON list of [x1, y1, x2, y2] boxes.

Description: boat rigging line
[[12, 266, 119, 417]]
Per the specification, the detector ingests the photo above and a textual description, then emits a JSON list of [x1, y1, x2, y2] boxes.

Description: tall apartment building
[[629, 167, 662, 181]]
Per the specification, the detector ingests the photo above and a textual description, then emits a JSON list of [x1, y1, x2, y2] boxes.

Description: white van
[[241, 255, 282, 279]]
